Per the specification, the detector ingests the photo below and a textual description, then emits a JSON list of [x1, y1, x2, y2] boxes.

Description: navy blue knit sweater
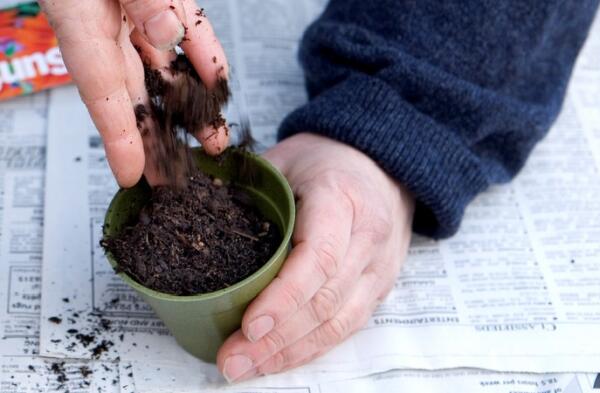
[[279, 0, 599, 239]]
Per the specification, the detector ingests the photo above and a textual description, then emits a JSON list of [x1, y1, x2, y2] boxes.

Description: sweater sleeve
[[278, 0, 599, 239]]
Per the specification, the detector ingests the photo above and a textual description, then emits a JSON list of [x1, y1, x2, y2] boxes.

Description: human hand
[[40, 0, 229, 187], [217, 133, 415, 382]]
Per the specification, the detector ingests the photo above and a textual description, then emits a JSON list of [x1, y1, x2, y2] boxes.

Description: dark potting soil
[[101, 172, 281, 296]]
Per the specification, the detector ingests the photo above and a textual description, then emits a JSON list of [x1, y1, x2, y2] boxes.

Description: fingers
[[259, 271, 381, 376], [180, 0, 229, 87], [120, 0, 186, 50], [120, 15, 146, 108], [130, 0, 229, 88], [123, 28, 171, 186], [131, 30, 230, 158], [217, 239, 373, 381], [42, 1, 145, 187], [219, 271, 382, 382], [195, 124, 229, 156], [130, 28, 176, 72], [240, 187, 354, 343]]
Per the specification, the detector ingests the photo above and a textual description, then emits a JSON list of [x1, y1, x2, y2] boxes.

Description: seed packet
[[0, 2, 70, 100]]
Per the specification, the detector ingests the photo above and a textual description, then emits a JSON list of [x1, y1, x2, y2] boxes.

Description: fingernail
[[247, 315, 274, 342], [144, 10, 185, 50], [223, 355, 253, 383]]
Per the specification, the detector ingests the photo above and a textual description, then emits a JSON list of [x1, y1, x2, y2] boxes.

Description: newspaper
[[0, 92, 126, 393], [125, 365, 600, 393], [35, 0, 600, 389], [0, 92, 47, 357], [318, 371, 600, 393]]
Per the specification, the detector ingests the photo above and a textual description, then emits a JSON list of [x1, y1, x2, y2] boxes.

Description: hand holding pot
[[217, 133, 415, 382], [40, 0, 229, 187]]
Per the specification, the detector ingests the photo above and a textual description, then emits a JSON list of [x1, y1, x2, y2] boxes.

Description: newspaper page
[[118, 362, 600, 393], [318, 371, 600, 393], [0, 93, 47, 357], [0, 89, 128, 392], [40, 0, 600, 379]]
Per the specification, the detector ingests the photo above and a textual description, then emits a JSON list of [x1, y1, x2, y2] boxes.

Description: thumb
[[120, 0, 186, 50]]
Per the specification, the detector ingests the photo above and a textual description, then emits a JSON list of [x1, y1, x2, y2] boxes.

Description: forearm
[[280, 0, 599, 238]]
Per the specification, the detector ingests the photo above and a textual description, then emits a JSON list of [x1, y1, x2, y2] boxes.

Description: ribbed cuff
[[279, 74, 489, 239]]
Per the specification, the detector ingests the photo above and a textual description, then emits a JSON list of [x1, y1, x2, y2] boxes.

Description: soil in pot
[[101, 51, 281, 296], [101, 171, 281, 296]]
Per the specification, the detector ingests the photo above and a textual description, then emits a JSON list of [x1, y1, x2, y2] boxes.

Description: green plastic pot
[[103, 149, 295, 363]]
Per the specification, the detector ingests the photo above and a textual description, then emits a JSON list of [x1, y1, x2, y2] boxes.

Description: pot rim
[[103, 151, 295, 303]]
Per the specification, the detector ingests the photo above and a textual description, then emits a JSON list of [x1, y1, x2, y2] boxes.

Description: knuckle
[[277, 278, 305, 312], [362, 214, 394, 244], [310, 170, 356, 209], [322, 315, 351, 344], [313, 169, 344, 192], [258, 351, 288, 375], [261, 330, 287, 355], [311, 237, 340, 280], [310, 286, 341, 323], [120, 0, 169, 18]]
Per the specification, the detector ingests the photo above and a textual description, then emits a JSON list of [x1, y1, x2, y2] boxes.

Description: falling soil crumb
[[137, 53, 230, 187], [101, 172, 280, 295]]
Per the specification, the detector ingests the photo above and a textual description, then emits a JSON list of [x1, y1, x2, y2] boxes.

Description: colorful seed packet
[[0, 2, 71, 100]]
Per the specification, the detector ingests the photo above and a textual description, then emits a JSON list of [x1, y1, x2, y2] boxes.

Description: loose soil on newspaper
[[102, 54, 279, 296]]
